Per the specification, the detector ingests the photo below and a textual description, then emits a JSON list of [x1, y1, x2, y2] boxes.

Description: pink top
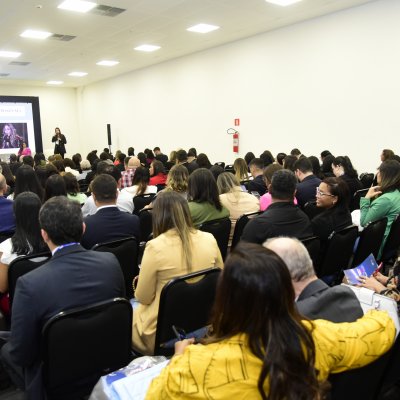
[[18, 147, 32, 157], [260, 193, 298, 211]]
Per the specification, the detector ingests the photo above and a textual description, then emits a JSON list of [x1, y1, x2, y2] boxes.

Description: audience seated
[[157, 164, 189, 199], [153, 146, 168, 165], [132, 191, 222, 355], [0, 174, 15, 235], [360, 160, 400, 259], [311, 177, 352, 240], [11, 165, 44, 202], [259, 163, 284, 211], [0, 196, 125, 399], [43, 174, 67, 201], [242, 169, 312, 244], [0, 163, 15, 196], [294, 157, 321, 208], [81, 174, 139, 249], [82, 162, 133, 217], [233, 157, 250, 182], [217, 172, 259, 244], [176, 149, 198, 175], [188, 168, 229, 227], [248, 158, 267, 196], [146, 242, 395, 399], [64, 172, 87, 205], [264, 237, 363, 322]]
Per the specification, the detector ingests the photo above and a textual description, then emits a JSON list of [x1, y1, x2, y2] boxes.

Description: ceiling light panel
[[134, 45, 161, 52], [265, 0, 302, 6], [20, 30, 52, 39], [68, 71, 88, 77], [96, 60, 119, 66], [47, 80, 64, 85], [58, 0, 97, 13], [0, 51, 21, 58], [187, 24, 220, 33]]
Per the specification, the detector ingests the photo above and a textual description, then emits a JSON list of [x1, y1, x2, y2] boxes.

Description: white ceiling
[[0, 0, 375, 88]]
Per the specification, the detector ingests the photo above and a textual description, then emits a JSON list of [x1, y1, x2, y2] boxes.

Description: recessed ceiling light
[[0, 51, 21, 58], [187, 24, 220, 33], [68, 71, 88, 77], [58, 0, 97, 13], [96, 60, 119, 66], [265, 0, 302, 6], [20, 30, 52, 39], [47, 80, 64, 85], [134, 45, 161, 52]]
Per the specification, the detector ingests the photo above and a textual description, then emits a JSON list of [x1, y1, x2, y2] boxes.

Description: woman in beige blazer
[[132, 191, 223, 355]]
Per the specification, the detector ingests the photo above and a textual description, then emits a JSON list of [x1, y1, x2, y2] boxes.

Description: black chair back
[[231, 211, 263, 250], [380, 214, 400, 263], [240, 180, 251, 191], [8, 252, 52, 310], [317, 225, 358, 278], [154, 267, 221, 356], [138, 208, 153, 243], [224, 164, 234, 173], [300, 236, 321, 269], [214, 162, 225, 169], [359, 173, 374, 189], [303, 201, 323, 220], [352, 218, 387, 267], [92, 237, 139, 299], [133, 193, 156, 215], [351, 188, 369, 211], [156, 184, 166, 192], [199, 218, 231, 260], [41, 297, 132, 400]]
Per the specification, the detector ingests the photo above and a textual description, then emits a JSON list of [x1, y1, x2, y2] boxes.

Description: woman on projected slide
[[1, 123, 23, 149], [52, 127, 67, 158]]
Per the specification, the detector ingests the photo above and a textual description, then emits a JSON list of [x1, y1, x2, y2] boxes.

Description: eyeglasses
[[316, 187, 335, 197]]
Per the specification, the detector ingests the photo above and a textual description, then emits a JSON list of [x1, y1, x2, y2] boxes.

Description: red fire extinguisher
[[233, 131, 239, 153]]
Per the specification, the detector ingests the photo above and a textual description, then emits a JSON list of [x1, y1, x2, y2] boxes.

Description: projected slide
[[0, 103, 35, 153]]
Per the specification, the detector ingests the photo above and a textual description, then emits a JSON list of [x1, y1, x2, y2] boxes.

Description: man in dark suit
[[264, 237, 363, 322], [81, 174, 140, 249], [242, 169, 313, 244], [153, 146, 168, 166], [0, 196, 125, 399], [176, 149, 198, 175], [294, 157, 321, 208]]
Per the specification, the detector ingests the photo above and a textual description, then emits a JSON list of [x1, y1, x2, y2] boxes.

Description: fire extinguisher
[[233, 131, 239, 153], [227, 128, 239, 153]]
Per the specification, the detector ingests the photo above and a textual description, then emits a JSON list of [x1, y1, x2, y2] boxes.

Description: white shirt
[[0, 238, 19, 265], [121, 185, 157, 198], [81, 190, 134, 217]]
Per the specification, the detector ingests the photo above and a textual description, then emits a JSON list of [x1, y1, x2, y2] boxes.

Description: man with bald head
[[264, 237, 363, 322], [0, 173, 15, 235], [121, 156, 141, 188]]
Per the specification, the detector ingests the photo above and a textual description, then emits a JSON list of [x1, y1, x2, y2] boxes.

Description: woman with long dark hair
[[132, 191, 223, 354], [44, 174, 67, 202], [188, 168, 229, 227], [360, 160, 400, 258], [332, 155, 362, 198], [147, 243, 395, 399], [0, 192, 47, 312], [122, 166, 157, 197], [12, 164, 44, 201]]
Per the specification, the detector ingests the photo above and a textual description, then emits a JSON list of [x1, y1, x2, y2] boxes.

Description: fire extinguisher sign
[[234, 118, 240, 126]]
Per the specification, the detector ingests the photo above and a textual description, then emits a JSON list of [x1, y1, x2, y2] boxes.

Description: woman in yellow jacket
[[146, 243, 395, 400]]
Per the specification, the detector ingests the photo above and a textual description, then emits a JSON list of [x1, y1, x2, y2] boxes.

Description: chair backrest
[[352, 218, 387, 267], [154, 267, 221, 356], [317, 225, 358, 278], [359, 173, 375, 189], [132, 193, 156, 216], [300, 236, 321, 269], [156, 184, 166, 192], [199, 218, 231, 260], [380, 214, 400, 263], [92, 237, 139, 299], [138, 208, 153, 243], [214, 162, 225, 169], [41, 297, 132, 400], [231, 211, 263, 250], [351, 188, 369, 211], [8, 252, 52, 310], [240, 180, 251, 191], [224, 164, 234, 172], [303, 201, 324, 220]]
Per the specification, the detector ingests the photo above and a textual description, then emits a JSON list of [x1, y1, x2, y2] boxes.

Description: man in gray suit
[[264, 237, 363, 322]]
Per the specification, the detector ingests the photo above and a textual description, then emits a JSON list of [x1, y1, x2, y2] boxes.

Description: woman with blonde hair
[[217, 172, 259, 243], [132, 191, 223, 354], [233, 157, 250, 182], [164, 164, 189, 197]]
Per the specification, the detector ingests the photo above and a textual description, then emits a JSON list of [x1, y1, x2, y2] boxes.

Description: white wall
[[2, 0, 400, 173], [0, 85, 78, 157]]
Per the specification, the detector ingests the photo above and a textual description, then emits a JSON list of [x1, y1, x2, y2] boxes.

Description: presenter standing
[[52, 127, 67, 158]]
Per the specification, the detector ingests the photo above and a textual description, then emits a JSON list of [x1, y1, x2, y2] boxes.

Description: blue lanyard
[[54, 242, 79, 254]]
